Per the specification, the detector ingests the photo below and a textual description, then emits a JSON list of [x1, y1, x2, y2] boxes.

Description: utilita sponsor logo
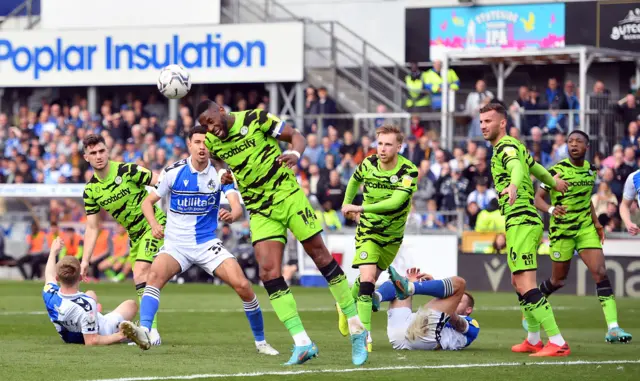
[[611, 8, 640, 42]]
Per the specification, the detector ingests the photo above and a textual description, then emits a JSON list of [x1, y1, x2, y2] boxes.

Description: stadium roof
[[438, 46, 640, 147]]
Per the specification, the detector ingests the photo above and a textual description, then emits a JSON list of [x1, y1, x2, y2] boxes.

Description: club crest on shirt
[[553, 251, 561, 259], [207, 179, 215, 190], [390, 175, 398, 184], [359, 251, 368, 260], [115, 176, 122, 185], [240, 126, 249, 136]]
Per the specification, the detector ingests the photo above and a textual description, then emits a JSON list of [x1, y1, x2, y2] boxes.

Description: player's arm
[[143, 170, 170, 239], [219, 185, 243, 224], [529, 156, 568, 193], [534, 177, 567, 217], [83, 331, 125, 346], [591, 202, 605, 244], [620, 174, 639, 235], [343, 164, 365, 205], [44, 237, 65, 285], [346, 171, 418, 214], [80, 182, 107, 277], [447, 313, 470, 334], [257, 111, 305, 168]]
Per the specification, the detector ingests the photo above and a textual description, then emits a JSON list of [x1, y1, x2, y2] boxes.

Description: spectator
[[463, 140, 477, 164], [544, 107, 564, 135], [544, 77, 568, 110], [448, 147, 468, 172], [617, 94, 639, 128], [623, 147, 638, 172], [354, 135, 375, 164], [336, 153, 356, 186], [437, 166, 469, 211], [465, 79, 494, 138], [475, 198, 505, 232], [402, 135, 425, 167], [466, 201, 480, 230], [405, 63, 429, 112], [318, 136, 340, 169], [528, 126, 552, 155], [424, 199, 446, 229], [308, 164, 322, 196], [414, 159, 436, 208], [422, 59, 460, 111], [302, 133, 322, 165], [509, 127, 520, 139], [316, 200, 343, 231], [158, 121, 186, 153], [550, 132, 568, 164], [601, 167, 622, 200], [409, 114, 426, 138], [431, 149, 447, 179], [530, 142, 552, 168], [602, 144, 623, 169], [512, 85, 540, 135], [318, 170, 345, 209], [315, 87, 337, 127], [621, 121, 639, 151], [483, 233, 507, 254], [220, 224, 238, 253], [598, 201, 621, 233], [592, 182, 618, 217], [339, 131, 358, 157], [123, 138, 143, 163], [463, 147, 492, 192], [467, 176, 497, 210], [563, 80, 580, 128], [144, 93, 167, 122], [215, 94, 232, 114]]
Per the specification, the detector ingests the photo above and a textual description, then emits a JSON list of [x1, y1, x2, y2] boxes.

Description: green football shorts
[[352, 239, 401, 270], [129, 230, 163, 265], [550, 226, 602, 262], [250, 189, 323, 245], [505, 223, 542, 273]]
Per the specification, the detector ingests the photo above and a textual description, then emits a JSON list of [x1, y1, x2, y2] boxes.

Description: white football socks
[[292, 331, 312, 346]]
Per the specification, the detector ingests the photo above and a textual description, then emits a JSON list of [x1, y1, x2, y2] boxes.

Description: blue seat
[[0, 0, 40, 17]]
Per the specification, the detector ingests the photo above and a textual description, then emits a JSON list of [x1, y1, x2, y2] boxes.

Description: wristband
[[548, 206, 555, 215], [284, 150, 301, 160]]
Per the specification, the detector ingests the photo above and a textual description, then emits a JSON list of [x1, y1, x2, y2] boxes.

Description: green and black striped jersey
[[83, 161, 165, 243], [490, 135, 542, 229], [354, 154, 418, 244], [204, 109, 298, 215], [541, 158, 597, 240]]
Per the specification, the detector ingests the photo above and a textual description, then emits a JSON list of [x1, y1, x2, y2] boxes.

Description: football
[[157, 64, 191, 99]]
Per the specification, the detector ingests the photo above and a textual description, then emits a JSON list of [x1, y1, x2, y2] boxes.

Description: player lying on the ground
[[197, 101, 367, 365], [120, 126, 278, 355], [374, 267, 478, 351], [80, 133, 165, 344], [533, 130, 632, 344], [338, 125, 419, 352], [42, 237, 138, 345]]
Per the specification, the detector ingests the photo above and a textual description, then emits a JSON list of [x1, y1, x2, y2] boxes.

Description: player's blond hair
[[405, 307, 432, 342], [56, 256, 81, 286], [376, 125, 404, 144]]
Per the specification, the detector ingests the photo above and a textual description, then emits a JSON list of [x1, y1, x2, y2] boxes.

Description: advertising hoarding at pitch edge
[[0, 22, 304, 87], [429, 3, 565, 59], [598, 2, 640, 50]]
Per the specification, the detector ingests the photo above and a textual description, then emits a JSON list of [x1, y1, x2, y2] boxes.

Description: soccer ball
[[157, 64, 191, 99]]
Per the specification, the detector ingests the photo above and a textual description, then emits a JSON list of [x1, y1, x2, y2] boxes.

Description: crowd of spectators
[[1, 78, 640, 237]]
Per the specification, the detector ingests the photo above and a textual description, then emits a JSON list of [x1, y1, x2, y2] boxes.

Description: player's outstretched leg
[[255, 240, 317, 365], [388, 266, 455, 301], [578, 249, 632, 343], [134, 260, 161, 345], [213, 257, 279, 355], [301, 235, 368, 366]]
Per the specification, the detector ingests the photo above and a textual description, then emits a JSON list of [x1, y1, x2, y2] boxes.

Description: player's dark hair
[[195, 100, 215, 119], [479, 102, 508, 120], [464, 292, 475, 309], [568, 130, 590, 144], [82, 134, 105, 151], [188, 125, 208, 140]]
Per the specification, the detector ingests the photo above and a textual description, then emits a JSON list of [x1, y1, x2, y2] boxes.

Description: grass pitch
[[0, 281, 638, 381]]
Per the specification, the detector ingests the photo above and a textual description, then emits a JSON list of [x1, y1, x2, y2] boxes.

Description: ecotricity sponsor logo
[[611, 7, 640, 42]]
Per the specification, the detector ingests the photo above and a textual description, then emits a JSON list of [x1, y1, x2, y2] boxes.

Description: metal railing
[[220, 0, 410, 112], [0, 0, 39, 29]]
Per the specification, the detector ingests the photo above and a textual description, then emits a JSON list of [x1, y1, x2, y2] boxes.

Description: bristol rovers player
[[380, 267, 479, 351], [121, 126, 278, 355], [43, 237, 138, 345]]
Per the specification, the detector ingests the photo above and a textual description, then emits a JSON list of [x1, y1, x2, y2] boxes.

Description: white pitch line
[[0, 305, 583, 316], [86, 360, 640, 381]]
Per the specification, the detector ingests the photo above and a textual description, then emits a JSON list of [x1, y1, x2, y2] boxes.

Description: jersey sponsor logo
[[504, 147, 517, 157], [522, 253, 534, 266], [365, 181, 396, 190], [99, 188, 131, 206], [402, 176, 413, 187], [218, 138, 256, 160], [567, 180, 595, 187], [171, 193, 217, 214]]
